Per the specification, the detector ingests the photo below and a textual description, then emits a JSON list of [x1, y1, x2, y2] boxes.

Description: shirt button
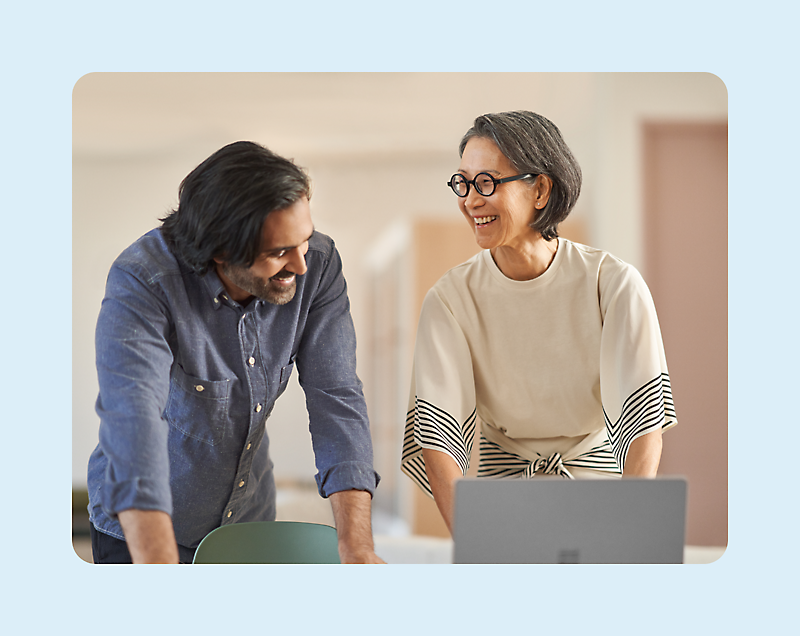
[[213, 298, 219, 304], [246, 443, 251, 450], [255, 404, 262, 412], [194, 385, 204, 392], [239, 480, 245, 488], [227, 511, 232, 518], [248, 357, 255, 366]]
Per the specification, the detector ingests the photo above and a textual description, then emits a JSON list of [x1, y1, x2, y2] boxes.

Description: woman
[[400, 111, 677, 534]]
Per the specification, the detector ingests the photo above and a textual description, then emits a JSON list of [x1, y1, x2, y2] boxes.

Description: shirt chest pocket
[[164, 364, 231, 446]]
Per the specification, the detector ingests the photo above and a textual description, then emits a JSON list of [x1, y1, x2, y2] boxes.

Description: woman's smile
[[473, 215, 499, 227]]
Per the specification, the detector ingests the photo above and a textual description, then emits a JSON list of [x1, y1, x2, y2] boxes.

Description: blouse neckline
[[481, 238, 565, 289]]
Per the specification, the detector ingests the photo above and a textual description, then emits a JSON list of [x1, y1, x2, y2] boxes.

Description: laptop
[[453, 476, 687, 564]]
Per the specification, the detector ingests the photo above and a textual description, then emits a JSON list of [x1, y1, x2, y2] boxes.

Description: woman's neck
[[491, 236, 559, 281]]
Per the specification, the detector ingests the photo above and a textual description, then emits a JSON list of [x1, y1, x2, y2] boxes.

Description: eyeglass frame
[[446, 172, 539, 197]]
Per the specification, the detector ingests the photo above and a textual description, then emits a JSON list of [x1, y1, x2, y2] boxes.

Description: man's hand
[[329, 490, 385, 564], [118, 509, 180, 564]]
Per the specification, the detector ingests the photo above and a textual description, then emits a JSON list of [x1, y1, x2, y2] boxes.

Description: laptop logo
[[558, 549, 580, 564]]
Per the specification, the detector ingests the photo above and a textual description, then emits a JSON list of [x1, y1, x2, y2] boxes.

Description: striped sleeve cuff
[[401, 397, 476, 497], [605, 373, 677, 470]]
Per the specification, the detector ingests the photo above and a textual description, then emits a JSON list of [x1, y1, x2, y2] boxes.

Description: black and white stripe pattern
[[477, 432, 620, 479], [401, 396, 626, 495], [401, 398, 476, 496], [605, 373, 676, 470]]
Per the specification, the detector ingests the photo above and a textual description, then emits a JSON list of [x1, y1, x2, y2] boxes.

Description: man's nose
[[286, 246, 308, 275]]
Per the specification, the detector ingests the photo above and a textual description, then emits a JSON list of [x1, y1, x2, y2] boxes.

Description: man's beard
[[220, 263, 297, 306]]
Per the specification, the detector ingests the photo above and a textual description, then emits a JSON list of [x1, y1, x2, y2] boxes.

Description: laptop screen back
[[453, 477, 687, 564]]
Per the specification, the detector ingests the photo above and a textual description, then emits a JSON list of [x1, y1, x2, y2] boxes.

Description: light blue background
[[1, 1, 796, 633]]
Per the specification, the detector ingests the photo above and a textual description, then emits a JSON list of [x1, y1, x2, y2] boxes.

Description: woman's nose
[[464, 186, 484, 209]]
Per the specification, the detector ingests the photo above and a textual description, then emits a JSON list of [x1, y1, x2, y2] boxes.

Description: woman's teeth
[[474, 216, 498, 226]]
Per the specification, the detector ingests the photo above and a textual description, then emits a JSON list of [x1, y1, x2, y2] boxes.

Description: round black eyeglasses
[[447, 172, 538, 197]]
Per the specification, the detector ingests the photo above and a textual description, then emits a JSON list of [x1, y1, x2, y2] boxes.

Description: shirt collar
[[201, 267, 229, 310], [201, 265, 263, 310]]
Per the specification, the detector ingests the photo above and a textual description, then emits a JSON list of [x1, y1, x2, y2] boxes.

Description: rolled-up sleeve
[[296, 240, 380, 498], [94, 262, 174, 518]]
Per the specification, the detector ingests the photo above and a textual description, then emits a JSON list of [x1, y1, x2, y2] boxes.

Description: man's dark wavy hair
[[160, 141, 311, 275], [459, 111, 582, 241]]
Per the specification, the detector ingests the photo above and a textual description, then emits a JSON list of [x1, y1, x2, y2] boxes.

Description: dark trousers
[[90, 524, 196, 564]]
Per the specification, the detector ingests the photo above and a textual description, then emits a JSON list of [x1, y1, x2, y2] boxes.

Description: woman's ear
[[533, 175, 553, 209]]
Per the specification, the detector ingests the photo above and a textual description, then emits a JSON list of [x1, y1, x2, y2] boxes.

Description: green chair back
[[192, 521, 340, 564]]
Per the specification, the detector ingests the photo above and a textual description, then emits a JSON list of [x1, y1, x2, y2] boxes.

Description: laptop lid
[[453, 476, 687, 564]]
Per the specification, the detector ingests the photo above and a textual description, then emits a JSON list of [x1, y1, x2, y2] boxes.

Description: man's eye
[[262, 250, 287, 259]]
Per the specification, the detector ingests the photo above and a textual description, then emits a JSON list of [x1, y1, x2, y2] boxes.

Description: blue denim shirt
[[87, 228, 379, 550]]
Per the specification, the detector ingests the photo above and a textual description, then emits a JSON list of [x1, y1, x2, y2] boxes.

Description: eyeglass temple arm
[[495, 173, 537, 184]]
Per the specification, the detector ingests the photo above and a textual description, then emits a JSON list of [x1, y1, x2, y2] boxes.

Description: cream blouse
[[401, 239, 677, 496]]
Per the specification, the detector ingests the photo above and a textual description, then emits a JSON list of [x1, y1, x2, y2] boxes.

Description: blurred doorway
[[643, 122, 728, 547]]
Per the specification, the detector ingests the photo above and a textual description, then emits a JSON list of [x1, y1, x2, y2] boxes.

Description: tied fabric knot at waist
[[476, 425, 622, 481], [522, 452, 574, 479]]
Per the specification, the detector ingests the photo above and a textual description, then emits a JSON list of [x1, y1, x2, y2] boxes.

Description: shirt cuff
[[315, 461, 381, 498], [103, 476, 173, 518]]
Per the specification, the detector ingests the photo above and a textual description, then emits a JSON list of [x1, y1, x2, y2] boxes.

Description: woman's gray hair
[[459, 111, 582, 241]]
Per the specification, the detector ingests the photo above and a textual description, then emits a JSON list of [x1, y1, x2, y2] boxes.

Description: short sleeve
[[400, 288, 478, 497], [599, 261, 678, 470]]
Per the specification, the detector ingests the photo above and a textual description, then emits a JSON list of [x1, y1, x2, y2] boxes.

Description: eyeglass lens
[[450, 173, 497, 197]]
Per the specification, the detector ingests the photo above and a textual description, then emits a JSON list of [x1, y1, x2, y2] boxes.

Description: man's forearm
[[328, 490, 385, 564], [118, 509, 179, 564]]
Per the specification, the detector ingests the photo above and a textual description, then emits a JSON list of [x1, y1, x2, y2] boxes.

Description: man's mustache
[[271, 270, 295, 281]]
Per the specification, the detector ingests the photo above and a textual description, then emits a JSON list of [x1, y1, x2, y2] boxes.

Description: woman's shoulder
[[561, 239, 639, 279], [418, 251, 486, 317], [558, 239, 648, 302], [562, 238, 618, 266], [430, 250, 484, 291]]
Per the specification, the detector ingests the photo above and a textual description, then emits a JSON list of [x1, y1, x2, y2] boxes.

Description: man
[[87, 141, 383, 564]]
